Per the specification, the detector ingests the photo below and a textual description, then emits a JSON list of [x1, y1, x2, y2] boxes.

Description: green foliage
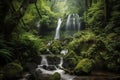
[[68, 31, 96, 54], [0, 39, 13, 64], [0, 49, 12, 64], [49, 72, 61, 80], [64, 50, 81, 69], [12, 0, 22, 11], [22, 4, 37, 24], [74, 58, 93, 73], [49, 40, 62, 54], [14, 32, 44, 57], [84, 1, 104, 33], [3, 62, 23, 78]]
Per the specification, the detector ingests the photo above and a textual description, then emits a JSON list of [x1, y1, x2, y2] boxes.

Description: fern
[[0, 49, 13, 64]]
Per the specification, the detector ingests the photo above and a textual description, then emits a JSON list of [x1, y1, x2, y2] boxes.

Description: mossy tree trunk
[[0, 0, 30, 40]]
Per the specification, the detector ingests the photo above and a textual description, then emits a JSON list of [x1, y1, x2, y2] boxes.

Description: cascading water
[[66, 14, 72, 36], [75, 14, 81, 31], [58, 57, 63, 68], [54, 18, 62, 40], [65, 14, 81, 36], [40, 55, 48, 67], [66, 14, 72, 31], [36, 54, 75, 80]]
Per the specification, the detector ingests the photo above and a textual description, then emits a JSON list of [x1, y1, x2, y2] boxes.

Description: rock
[[42, 65, 47, 69], [47, 65, 56, 70], [47, 56, 60, 65], [49, 72, 61, 80], [31, 56, 42, 65], [74, 58, 93, 75], [24, 62, 37, 74], [35, 69, 50, 80], [3, 62, 23, 79]]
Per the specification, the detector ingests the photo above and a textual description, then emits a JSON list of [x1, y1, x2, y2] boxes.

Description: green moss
[[49, 72, 61, 80], [74, 58, 93, 73], [49, 40, 62, 54], [68, 31, 96, 54], [3, 63, 23, 78]]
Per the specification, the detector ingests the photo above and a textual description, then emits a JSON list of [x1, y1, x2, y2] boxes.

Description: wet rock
[[47, 56, 60, 65], [24, 62, 37, 74], [31, 56, 42, 65], [47, 65, 57, 70], [42, 65, 47, 69], [63, 58, 76, 70]]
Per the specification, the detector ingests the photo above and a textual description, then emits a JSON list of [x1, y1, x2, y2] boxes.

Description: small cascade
[[54, 18, 62, 40], [60, 49, 68, 55], [36, 54, 75, 80], [40, 55, 48, 67], [58, 57, 63, 68]]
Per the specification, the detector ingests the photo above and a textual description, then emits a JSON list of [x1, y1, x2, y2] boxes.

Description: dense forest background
[[0, 0, 120, 80]]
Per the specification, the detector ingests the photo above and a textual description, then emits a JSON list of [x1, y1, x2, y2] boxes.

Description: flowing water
[[40, 55, 48, 67], [65, 14, 81, 37], [54, 18, 62, 40], [36, 54, 75, 80], [35, 54, 120, 80]]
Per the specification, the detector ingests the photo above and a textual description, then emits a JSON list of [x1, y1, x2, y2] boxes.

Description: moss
[[3, 62, 23, 78], [68, 31, 96, 55], [49, 40, 62, 54], [74, 58, 93, 74], [49, 72, 61, 80]]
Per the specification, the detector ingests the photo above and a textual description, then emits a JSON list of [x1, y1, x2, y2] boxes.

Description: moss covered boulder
[[49, 72, 61, 80], [74, 58, 93, 75], [3, 62, 23, 78]]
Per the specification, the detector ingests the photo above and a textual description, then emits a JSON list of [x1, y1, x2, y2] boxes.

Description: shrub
[[3, 62, 23, 78], [74, 58, 93, 74]]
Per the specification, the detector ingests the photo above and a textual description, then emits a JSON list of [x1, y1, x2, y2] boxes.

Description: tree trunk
[[35, 2, 42, 18], [104, 0, 109, 23], [93, 0, 97, 3], [85, 0, 88, 21], [89, 0, 92, 7]]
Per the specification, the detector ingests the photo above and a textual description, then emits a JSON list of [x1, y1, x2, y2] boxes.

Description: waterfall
[[65, 14, 81, 36], [40, 55, 48, 67], [75, 14, 81, 31], [73, 16, 76, 31], [54, 18, 62, 40], [66, 14, 71, 31]]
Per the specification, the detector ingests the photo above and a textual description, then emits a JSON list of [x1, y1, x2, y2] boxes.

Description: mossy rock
[[74, 58, 93, 75], [48, 40, 62, 54], [63, 51, 81, 70], [49, 72, 61, 80], [3, 62, 23, 78]]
